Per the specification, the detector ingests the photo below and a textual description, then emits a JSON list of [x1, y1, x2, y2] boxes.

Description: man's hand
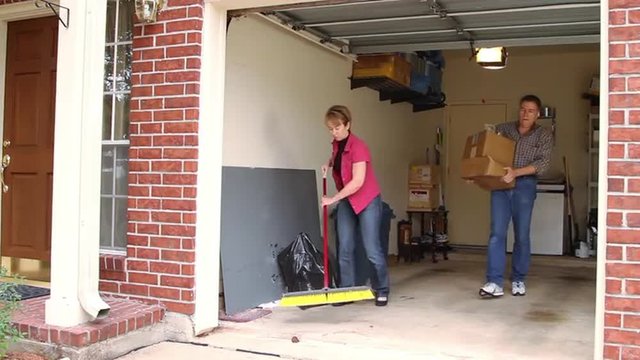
[[502, 167, 516, 183]]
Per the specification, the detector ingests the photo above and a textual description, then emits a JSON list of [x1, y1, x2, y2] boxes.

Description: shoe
[[375, 295, 388, 306], [512, 281, 526, 296], [479, 282, 504, 297]]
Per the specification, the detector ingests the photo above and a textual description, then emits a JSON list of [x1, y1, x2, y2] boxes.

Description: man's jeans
[[486, 176, 537, 285], [336, 195, 390, 296]]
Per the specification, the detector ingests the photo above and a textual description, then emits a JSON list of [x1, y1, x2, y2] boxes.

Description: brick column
[[98, 0, 203, 315], [605, 1, 640, 358]]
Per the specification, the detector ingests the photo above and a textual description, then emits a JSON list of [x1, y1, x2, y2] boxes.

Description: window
[[101, 0, 133, 250]]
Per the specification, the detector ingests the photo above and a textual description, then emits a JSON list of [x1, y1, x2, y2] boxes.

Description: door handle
[[2, 140, 9, 149], [0, 153, 10, 193], [0, 168, 7, 193]]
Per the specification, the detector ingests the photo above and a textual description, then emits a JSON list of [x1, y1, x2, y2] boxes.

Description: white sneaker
[[512, 281, 526, 296], [479, 282, 504, 297]]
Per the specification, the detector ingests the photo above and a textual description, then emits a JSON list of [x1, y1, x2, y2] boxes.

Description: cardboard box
[[352, 54, 412, 87], [408, 184, 439, 210], [408, 164, 440, 184], [460, 157, 515, 191], [461, 156, 507, 178], [463, 130, 515, 167]]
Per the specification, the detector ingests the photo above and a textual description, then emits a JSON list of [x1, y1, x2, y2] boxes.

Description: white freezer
[[506, 191, 565, 256]]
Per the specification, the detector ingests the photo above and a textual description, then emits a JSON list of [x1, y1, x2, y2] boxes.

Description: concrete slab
[[196, 251, 596, 360], [118, 342, 271, 360]]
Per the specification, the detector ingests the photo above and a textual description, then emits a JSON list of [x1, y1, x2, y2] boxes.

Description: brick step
[[12, 296, 165, 348]]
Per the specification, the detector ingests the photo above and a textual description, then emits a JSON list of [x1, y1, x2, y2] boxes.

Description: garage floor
[[123, 250, 597, 360]]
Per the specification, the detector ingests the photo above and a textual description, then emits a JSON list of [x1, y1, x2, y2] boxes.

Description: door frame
[[443, 101, 508, 247], [443, 99, 509, 188], [205, 1, 608, 357], [0, 1, 58, 261]]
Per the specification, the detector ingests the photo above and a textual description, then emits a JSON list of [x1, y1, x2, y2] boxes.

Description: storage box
[[460, 157, 515, 190], [407, 184, 439, 210], [408, 164, 440, 185], [463, 130, 515, 166], [409, 64, 442, 95], [352, 54, 412, 87]]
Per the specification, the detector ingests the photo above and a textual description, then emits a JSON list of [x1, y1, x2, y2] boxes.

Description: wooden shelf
[[350, 77, 446, 113]]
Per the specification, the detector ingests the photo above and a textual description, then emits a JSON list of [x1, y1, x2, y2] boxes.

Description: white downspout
[[76, 0, 111, 320], [46, 0, 110, 326]]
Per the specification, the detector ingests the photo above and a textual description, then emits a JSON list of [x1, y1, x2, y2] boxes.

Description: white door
[[446, 104, 507, 246]]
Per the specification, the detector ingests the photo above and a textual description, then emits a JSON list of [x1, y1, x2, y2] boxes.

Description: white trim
[[99, 248, 126, 256], [0, 1, 53, 21], [594, 0, 609, 357], [216, 0, 320, 10], [193, 1, 226, 335], [352, 35, 600, 53]]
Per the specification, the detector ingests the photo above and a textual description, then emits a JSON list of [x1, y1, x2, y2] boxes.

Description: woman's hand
[[502, 167, 516, 183], [321, 164, 329, 178], [321, 195, 337, 207]]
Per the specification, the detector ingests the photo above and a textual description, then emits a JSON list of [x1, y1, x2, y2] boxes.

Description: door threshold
[[1, 256, 50, 285]]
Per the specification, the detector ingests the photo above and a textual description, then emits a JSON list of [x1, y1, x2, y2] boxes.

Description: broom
[[279, 176, 375, 307]]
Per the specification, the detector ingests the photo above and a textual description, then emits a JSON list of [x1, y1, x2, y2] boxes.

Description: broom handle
[[323, 176, 329, 288]]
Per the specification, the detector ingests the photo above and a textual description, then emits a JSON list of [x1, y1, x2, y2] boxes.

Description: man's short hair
[[520, 94, 541, 109]]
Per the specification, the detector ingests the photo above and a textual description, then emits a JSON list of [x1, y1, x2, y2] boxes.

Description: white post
[[593, 0, 608, 357], [45, 0, 109, 327], [193, 1, 227, 334]]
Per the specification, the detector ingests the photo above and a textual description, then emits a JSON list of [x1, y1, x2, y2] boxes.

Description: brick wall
[[98, 0, 203, 315], [606, 1, 640, 359]]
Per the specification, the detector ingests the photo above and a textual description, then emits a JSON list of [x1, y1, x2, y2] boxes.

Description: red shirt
[[330, 133, 381, 214]]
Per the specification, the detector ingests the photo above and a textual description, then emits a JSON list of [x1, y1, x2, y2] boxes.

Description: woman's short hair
[[325, 105, 352, 126]]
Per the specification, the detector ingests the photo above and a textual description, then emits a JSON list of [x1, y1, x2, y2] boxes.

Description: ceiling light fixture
[[475, 47, 508, 70]]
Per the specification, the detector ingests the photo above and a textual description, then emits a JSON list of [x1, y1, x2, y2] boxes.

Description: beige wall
[[223, 15, 435, 254], [223, 14, 599, 252], [438, 44, 600, 242]]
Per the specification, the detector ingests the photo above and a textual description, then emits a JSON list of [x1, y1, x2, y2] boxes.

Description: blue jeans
[[486, 176, 537, 284], [336, 195, 390, 296]]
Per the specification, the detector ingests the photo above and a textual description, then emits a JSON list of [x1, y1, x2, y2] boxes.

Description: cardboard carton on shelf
[[408, 164, 440, 185], [352, 54, 412, 87], [460, 129, 515, 191], [407, 183, 439, 210]]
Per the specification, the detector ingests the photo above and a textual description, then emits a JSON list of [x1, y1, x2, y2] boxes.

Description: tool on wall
[[435, 127, 445, 208], [563, 156, 579, 252]]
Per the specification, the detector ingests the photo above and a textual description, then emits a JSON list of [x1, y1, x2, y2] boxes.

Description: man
[[479, 94, 553, 298]]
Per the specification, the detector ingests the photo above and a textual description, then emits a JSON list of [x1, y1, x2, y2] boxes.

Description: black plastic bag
[[277, 232, 335, 292]]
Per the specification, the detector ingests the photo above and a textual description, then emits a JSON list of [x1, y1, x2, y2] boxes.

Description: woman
[[321, 105, 389, 306]]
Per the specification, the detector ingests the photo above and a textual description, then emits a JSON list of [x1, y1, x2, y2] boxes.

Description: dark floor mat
[[0, 284, 50, 301]]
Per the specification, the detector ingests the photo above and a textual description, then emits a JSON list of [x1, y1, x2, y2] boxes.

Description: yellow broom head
[[280, 286, 375, 307]]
